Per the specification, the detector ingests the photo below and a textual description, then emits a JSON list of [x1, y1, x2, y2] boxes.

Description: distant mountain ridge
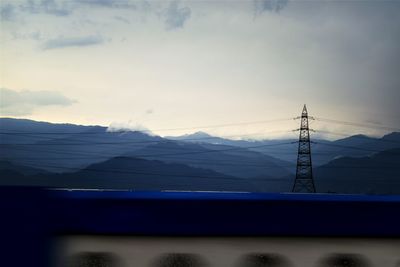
[[0, 160, 48, 176], [1, 118, 399, 194], [0, 118, 292, 179], [315, 148, 400, 194], [125, 140, 293, 179], [0, 156, 258, 191], [0, 118, 163, 172], [168, 130, 400, 166]]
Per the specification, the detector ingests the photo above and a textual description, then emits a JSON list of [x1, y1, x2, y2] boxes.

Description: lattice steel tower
[[292, 105, 316, 193]]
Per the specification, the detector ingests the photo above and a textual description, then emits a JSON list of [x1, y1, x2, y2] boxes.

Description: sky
[[1, 0, 400, 139]]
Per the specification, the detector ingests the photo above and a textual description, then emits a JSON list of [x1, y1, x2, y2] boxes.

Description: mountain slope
[[125, 141, 294, 179], [0, 118, 163, 172], [0, 157, 261, 192], [0, 160, 48, 175], [168, 131, 400, 166], [315, 148, 400, 194], [167, 131, 299, 163]]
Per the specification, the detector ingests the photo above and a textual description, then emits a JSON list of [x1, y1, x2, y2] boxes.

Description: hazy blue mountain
[[0, 117, 97, 143], [382, 132, 400, 142], [167, 131, 400, 166], [125, 140, 294, 179], [0, 118, 294, 179], [0, 160, 51, 186], [166, 131, 256, 146], [0, 160, 48, 175], [0, 118, 163, 172], [314, 148, 400, 194], [0, 157, 261, 192], [73, 156, 249, 191], [0, 169, 33, 186], [2, 118, 399, 194], [167, 131, 299, 163], [2, 148, 399, 194], [312, 132, 400, 166]]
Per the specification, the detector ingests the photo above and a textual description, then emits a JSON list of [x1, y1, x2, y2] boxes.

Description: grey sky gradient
[[1, 0, 399, 139]]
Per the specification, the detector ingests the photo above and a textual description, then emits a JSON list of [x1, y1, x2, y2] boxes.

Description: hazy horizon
[[1, 0, 400, 139], [0, 116, 397, 142]]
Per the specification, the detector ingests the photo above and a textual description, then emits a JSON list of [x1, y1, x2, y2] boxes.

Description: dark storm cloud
[[278, 0, 400, 124], [0, 88, 75, 116], [0, 3, 16, 21], [75, 0, 135, 9], [21, 0, 73, 16], [4, 0, 136, 19], [114, 15, 130, 24], [164, 0, 191, 30], [77, 0, 117, 6], [254, 0, 289, 15], [42, 35, 105, 50]]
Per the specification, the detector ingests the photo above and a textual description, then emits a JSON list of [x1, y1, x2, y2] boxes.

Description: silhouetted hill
[[315, 148, 400, 194], [0, 118, 163, 172], [0, 157, 263, 191], [0, 117, 97, 142], [125, 140, 293, 179], [0, 118, 293, 181], [168, 131, 400, 166], [0, 169, 31, 186], [2, 118, 399, 194], [0, 160, 48, 175], [167, 131, 299, 163], [382, 132, 400, 142], [166, 131, 253, 146], [312, 132, 400, 166], [0, 160, 52, 186]]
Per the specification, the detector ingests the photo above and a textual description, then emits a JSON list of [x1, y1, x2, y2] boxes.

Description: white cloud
[[254, 0, 289, 15], [0, 3, 16, 21], [76, 0, 135, 8], [107, 121, 154, 135], [21, 0, 73, 16], [164, 0, 191, 30], [42, 35, 105, 50], [0, 88, 76, 116]]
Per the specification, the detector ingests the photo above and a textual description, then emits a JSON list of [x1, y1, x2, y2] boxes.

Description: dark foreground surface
[[1, 187, 400, 266]]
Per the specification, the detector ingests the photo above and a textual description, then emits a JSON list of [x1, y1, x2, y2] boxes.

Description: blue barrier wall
[[1, 187, 400, 266]]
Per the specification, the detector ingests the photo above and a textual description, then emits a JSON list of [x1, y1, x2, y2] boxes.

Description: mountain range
[[1, 118, 399, 194]]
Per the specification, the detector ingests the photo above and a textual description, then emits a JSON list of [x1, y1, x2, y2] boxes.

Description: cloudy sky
[[1, 0, 399, 138]]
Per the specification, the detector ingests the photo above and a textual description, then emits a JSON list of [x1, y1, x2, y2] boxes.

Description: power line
[[314, 117, 400, 132], [316, 165, 400, 170], [16, 161, 288, 182], [7, 161, 400, 184], [4, 156, 296, 168], [0, 129, 295, 145], [0, 138, 297, 150], [1, 141, 297, 158], [10, 157, 398, 171], [0, 142, 299, 170], [313, 141, 400, 155], [10, 131, 397, 162], [0, 117, 294, 135], [314, 129, 400, 145]]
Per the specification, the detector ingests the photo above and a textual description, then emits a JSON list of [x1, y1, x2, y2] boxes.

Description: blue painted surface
[[52, 189, 400, 202], [1, 187, 400, 266]]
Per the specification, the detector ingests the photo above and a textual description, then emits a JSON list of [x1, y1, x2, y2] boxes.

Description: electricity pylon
[[292, 104, 316, 193]]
